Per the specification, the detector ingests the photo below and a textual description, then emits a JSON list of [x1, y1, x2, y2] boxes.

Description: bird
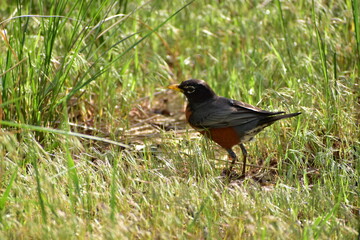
[[168, 79, 301, 178]]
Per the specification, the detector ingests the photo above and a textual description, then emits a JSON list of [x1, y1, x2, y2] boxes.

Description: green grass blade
[[0, 166, 18, 211], [32, 158, 47, 223], [0, 97, 24, 107], [66, 146, 81, 197], [61, 32, 138, 104], [311, 0, 331, 121], [187, 196, 210, 231], [275, 0, 293, 71], [110, 154, 119, 222], [352, 0, 360, 70]]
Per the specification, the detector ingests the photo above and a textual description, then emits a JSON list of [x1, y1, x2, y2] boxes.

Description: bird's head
[[168, 79, 216, 103]]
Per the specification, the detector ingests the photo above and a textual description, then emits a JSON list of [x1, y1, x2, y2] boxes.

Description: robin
[[168, 79, 301, 177]]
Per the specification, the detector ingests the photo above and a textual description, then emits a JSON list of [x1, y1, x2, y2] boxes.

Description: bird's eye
[[183, 85, 195, 94]]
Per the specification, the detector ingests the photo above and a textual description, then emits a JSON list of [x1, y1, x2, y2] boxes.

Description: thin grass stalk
[[32, 157, 47, 223], [352, 0, 360, 72], [311, 0, 332, 126], [110, 154, 119, 222], [275, 0, 293, 72], [0, 166, 18, 212], [66, 146, 81, 200]]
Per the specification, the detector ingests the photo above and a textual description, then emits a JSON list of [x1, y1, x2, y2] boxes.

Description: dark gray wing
[[188, 97, 283, 129]]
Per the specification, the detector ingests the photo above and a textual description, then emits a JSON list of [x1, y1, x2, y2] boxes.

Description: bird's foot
[[221, 168, 245, 180]]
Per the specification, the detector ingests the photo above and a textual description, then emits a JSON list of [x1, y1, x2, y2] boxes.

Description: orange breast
[[200, 127, 240, 149], [185, 105, 240, 149]]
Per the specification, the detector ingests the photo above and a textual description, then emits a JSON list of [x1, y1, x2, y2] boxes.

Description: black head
[[168, 79, 217, 104]]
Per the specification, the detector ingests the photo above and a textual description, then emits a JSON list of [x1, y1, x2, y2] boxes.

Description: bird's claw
[[221, 168, 245, 180]]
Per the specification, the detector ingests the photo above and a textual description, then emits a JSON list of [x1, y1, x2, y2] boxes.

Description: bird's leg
[[220, 149, 237, 177], [239, 143, 247, 176], [226, 148, 237, 172]]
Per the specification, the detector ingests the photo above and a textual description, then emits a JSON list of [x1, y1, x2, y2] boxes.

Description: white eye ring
[[184, 85, 195, 94]]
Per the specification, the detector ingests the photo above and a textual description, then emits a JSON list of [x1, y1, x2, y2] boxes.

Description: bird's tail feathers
[[260, 112, 301, 125]]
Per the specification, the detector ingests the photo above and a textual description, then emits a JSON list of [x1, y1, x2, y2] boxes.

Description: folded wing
[[188, 97, 284, 129]]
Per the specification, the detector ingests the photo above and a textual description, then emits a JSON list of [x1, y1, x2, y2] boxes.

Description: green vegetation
[[0, 0, 359, 239]]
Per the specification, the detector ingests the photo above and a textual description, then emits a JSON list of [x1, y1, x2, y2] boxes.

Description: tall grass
[[0, 0, 359, 239], [352, 0, 360, 70]]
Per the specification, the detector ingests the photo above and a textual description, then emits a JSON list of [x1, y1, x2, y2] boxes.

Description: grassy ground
[[0, 0, 359, 239]]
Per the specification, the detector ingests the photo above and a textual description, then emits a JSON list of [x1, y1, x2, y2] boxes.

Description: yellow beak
[[167, 84, 183, 92]]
